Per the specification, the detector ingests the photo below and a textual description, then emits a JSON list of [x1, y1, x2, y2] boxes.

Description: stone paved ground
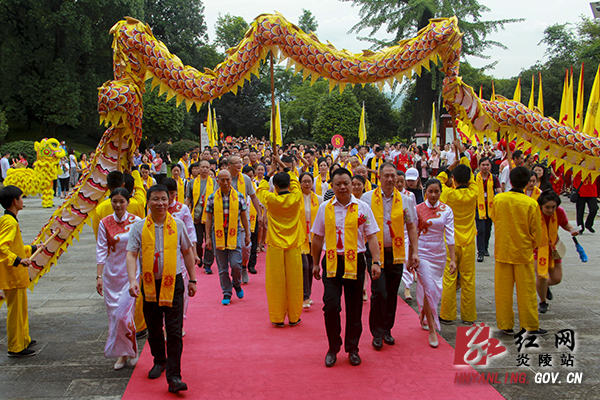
[[1, 195, 598, 399]]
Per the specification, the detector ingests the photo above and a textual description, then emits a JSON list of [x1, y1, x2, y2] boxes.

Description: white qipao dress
[[416, 199, 455, 331], [97, 211, 141, 358], [401, 189, 417, 289], [168, 201, 197, 319]]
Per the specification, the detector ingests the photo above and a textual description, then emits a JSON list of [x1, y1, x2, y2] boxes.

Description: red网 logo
[[454, 323, 507, 366]]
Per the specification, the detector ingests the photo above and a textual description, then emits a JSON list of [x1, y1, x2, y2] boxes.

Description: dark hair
[[532, 163, 552, 192], [424, 178, 443, 192], [513, 150, 524, 159], [330, 167, 352, 182], [479, 156, 492, 166], [190, 162, 200, 170], [317, 157, 328, 167], [140, 164, 150, 171], [299, 172, 314, 183], [208, 159, 218, 167], [329, 163, 341, 180], [110, 187, 131, 201], [452, 164, 471, 185], [162, 177, 178, 192], [352, 174, 366, 185], [273, 172, 291, 190], [123, 173, 134, 193], [509, 166, 531, 189], [171, 164, 181, 172], [281, 155, 293, 165], [400, 143, 408, 149], [146, 184, 169, 201], [0, 185, 23, 209], [106, 171, 124, 191], [304, 149, 314, 157], [242, 165, 255, 174], [396, 170, 405, 177], [537, 189, 561, 207]]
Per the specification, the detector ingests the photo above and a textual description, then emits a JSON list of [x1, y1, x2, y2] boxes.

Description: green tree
[[0, 109, 8, 143], [214, 13, 249, 50], [342, 0, 521, 135], [282, 79, 328, 140], [313, 90, 361, 144], [298, 9, 318, 33], [351, 84, 401, 143]]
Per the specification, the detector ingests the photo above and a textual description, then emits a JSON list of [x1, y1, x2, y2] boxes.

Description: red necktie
[[337, 229, 343, 250], [153, 251, 160, 273]]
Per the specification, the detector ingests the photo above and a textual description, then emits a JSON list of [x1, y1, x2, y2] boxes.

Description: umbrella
[[572, 237, 588, 262]]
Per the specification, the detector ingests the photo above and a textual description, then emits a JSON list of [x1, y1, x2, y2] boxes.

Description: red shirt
[[572, 173, 598, 198], [394, 153, 412, 172]]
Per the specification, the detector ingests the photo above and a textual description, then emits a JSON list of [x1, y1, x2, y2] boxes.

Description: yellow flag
[[537, 72, 544, 116], [431, 102, 437, 146], [513, 77, 522, 103], [358, 102, 367, 145], [207, 104, 214, 147], [583, 63, 600, 137], [479, 84, 483, 99], [566, 68, 575, 127], [575, 63, 585, 131], [528, 75, 535, 109], [559, 69, 571, 126], [213, 108, 219, 146], [491, 81, 496, 101]]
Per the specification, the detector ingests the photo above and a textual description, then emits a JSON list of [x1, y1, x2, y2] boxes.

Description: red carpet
[[123, 252, 503, 399]]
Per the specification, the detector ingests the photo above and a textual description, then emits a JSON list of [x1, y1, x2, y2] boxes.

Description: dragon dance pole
[[270, 51, 275, 145], [450, 112, 460, 161]]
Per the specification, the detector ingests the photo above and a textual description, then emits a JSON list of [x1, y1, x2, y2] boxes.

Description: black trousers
[[476, 217, 493, 255], [194, 222, 214, 268], [248, 229, 259, 270], [576, 196, 599, 230], [143, 274, 185, 382], [322, 253, 366, 354], [302, 253, 313, 300], [368, 248, 403, 339]]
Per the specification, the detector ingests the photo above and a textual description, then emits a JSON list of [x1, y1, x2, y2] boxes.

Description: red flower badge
[[357, 213, 367, 226]]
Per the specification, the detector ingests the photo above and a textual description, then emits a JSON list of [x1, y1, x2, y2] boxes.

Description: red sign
[[331, 135, 344, 148], [226, 136, 233, 143]]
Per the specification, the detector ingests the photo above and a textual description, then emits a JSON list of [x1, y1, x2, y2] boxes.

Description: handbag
[[551, 238, 567, 260], [570, 181, 584, 203]]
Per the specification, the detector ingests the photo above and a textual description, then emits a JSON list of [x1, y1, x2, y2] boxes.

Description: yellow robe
[[256, 172, 304, 324], [438, 170, 479, 322], [490, 190, 541, 331], [0, 213, 34, 353]]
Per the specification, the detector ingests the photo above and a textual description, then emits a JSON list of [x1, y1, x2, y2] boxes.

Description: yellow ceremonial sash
[[214, 188, 240, 250], [315, 175, 326, 195], [325, 200, 358, 279], [144, 176, 154, 190], [249, 181, 258, 233], [370, 157, 381, 184], [476, 174, 494, 219], [236, 173, 246, 197], [538, 211, 558, 279], [364, 180, 372, 192], [301, 192, 319, 254], [176, 176, 185, 203], [529, 186, 541, 201], [312, 160, 319, 178], [372, 188, 405, 264], [141, 213, 178, 307], [179, 159, 189, 178]]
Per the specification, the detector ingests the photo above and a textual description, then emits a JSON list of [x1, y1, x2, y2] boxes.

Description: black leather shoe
[[148, 364, 166, 379], [546, 287, 553, 301], [168, 378, 188, 393], [372, 337, 383, 350], [349, 351, 361, 366], [383, 334, 395, 346], [477, 254, 484, 262], [484, 250, 490, 257], [248, 266, 257, 274], [325, 351, 337, 367], [27, 340, 37, 348]]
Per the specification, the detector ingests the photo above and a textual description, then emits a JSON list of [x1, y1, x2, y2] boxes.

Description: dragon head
[[35, 138, 67, 161]]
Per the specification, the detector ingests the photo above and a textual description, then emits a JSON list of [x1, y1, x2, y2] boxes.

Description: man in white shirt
[[0, 152, 10, 181], [311, 168, 381, 368], [500, 150, 524, 192]]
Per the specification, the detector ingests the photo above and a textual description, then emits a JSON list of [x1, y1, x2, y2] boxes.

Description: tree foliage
[[298, 9, 318, 33], [313, 90, 361, 144], [214, 13, 249, 51]]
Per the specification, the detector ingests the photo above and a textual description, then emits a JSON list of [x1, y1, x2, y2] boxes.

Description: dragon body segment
[[19, 12, 598, 293]]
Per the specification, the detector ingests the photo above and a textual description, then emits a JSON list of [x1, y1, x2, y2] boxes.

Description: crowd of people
[[0, 134, 596, 394]]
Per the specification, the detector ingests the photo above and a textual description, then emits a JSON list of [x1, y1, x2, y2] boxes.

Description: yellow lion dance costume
[[5, 138, 66, 208]]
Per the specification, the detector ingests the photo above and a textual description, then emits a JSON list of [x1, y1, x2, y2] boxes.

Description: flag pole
[[270, 51, 276, 147]]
